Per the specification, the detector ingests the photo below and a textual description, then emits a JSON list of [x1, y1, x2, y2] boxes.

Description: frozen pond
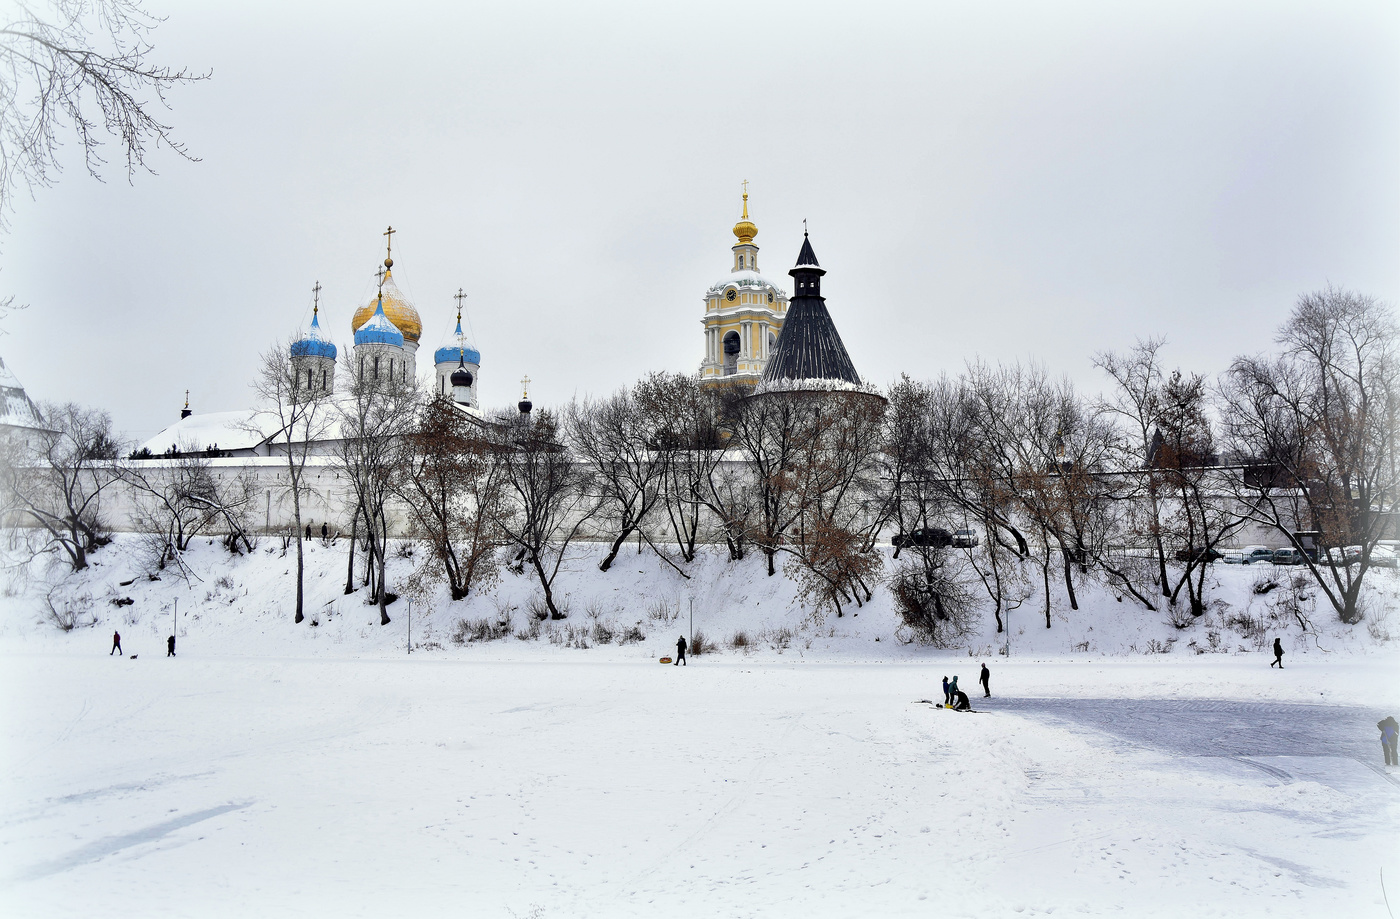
[[1, 653, 1396, 918]]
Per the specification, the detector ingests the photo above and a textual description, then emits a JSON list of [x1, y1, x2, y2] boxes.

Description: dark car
[[1173, 547, 1224, 564], [893, 528, 953, 549]]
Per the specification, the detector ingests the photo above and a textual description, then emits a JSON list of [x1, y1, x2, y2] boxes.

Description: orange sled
[[659, 657, 673, 664]]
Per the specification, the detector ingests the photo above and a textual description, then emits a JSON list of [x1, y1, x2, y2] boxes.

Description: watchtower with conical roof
[[759, 230, 862, 388]]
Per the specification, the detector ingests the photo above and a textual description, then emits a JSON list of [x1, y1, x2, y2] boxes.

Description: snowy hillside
[[3, 533, 1396, 662]]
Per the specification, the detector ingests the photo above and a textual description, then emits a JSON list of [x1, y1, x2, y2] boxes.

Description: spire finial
[[312, 281, 321, 318], [741, 179, 749, 219], [375, 265, 386, 288], [454, 287, 466, 323], [521, 374, 531, 399], [803, 218, 808, 236], [184, 389, 189, 410], [383, 225, 396, 269]]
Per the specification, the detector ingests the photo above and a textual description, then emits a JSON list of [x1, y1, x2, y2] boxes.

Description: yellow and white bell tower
[[700, 184, 788, 387]]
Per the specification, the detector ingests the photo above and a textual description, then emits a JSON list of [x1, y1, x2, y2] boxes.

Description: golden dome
[[732, 190, 757, 245], [350, 270, 422, 344]]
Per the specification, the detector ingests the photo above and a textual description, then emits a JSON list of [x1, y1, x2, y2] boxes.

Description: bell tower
[[700, 183, 789, 388]]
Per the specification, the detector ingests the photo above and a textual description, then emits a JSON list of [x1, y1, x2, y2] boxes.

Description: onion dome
[[450, 353, 474, 388], [291, 306, 338, 360], [353, 293, 405, 347], [518, 377, 532, 415], [434, 312, 481, 366], [350, 269, 422, 343], [732, 190, 757, 245]]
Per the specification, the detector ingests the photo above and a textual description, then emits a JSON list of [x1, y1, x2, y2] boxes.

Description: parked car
[[1222, 551, 1245, 565], [1323, 546, 1363, 567], [1272, 547, 1305, 565], [1173, 547, 1224, 564], [951, 528, 980, 548], [1242, 546, 1275, 565], [893, 528, 953, 549]]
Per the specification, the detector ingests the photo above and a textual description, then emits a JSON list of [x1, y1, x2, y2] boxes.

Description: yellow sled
[[659, 656, 673, 664]]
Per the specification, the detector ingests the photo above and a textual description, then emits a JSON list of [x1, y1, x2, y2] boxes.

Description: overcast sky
[[3, 0, 1396, 444]]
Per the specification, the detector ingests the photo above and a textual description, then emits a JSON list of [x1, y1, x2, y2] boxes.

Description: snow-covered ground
[[1, 536, 1398, 917]]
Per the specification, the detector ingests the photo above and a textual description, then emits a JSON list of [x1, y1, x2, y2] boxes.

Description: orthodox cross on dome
[[184, 389, 189, 410], [454, 287, 467, 321], [311, 281, 322, 317], [383, 225, 396, 268], [803, 218, 807, 235], [375, 265, 386, 287], [520, 374, 531, 399]]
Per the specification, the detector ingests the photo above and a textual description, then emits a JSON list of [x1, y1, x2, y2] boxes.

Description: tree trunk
[[344, 511, 358, 595], [1060, 546, 1079, 611], [598, 525, 634, 572]]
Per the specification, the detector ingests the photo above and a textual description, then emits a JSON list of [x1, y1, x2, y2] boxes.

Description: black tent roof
[[760, 234, 861, 386]]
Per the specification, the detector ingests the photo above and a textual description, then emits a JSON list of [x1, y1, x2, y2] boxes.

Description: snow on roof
[[140, 410, 275, 454], [0, 354, 48, 431], [707, 269, 788, 298]]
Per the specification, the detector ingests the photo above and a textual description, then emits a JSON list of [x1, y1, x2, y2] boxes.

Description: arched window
[[722, 330, 741, 376], [373, 356, 380, 380]]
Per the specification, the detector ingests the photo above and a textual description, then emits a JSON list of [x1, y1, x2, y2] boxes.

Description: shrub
[[689, 630, 708, 656], [890, 560, 977, 648], [618, 623, 646, 645], [43, 589, 94, 632], [515, 618, 542, 641], [1145, 638, 1172, 654], [1252, 576, 1279, 595], [527, 596, 550, 621], [452, 617, 512, 644], [759, 626, 793, 651], [647, 599, 677, 622], [591, 620, 615, 644], [729, 630, 750, 650]]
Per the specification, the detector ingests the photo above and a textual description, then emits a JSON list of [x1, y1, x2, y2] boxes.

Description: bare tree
[[250, 339, 335, 622], [1221, 286, 1399, 623], [634, 372, 725, 563], [1095, 337, 1173, 595], [1, 401, 118, 570], [332, 350, 418, 625], [0, 0, 207, 226], [568, 384, 667, 572], [401, 396, 510, 601], [493, 408, 597, 620]]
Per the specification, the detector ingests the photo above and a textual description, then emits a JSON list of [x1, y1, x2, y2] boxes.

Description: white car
[[1241, 546, 1275, 565]]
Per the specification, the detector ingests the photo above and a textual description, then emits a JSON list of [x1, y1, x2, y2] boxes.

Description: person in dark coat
[[952, 689, 972, 711], [675, 635, 687, 666], [979, 663, 991, 698], [110, 630, 122, 655], [1271, 637, 1285, 668], [321, 522, 329, 539], [305, 523, 312, 538], [1379, 717, 1399, 766], [942, 676, 951, 706], [167, 635, 176, 657]]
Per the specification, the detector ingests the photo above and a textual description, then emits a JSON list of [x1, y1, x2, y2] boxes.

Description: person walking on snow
[[675, 635, 687, 666], [110, 630, 122, 655], [942, 676, 951, 706], [979, 664, 991, 697], [1379, 717, 1398, 766], [167, 635, 176, 657], [1271, 637, 1285, 668]]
